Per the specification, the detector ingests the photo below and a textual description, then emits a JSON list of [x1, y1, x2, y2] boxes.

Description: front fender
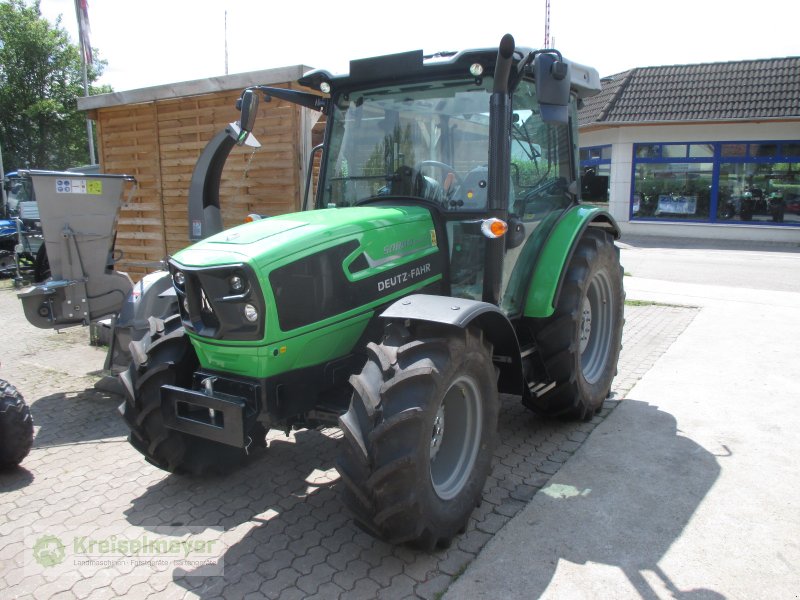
[[523, 206, 620, 318], [380, 294, 525, 395]]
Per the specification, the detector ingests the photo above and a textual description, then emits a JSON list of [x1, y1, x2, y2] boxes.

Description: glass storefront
[[631, 141, 800, 225]]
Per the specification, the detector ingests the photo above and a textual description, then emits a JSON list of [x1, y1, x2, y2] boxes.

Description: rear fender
[[523, 206, 620, 318], [380, 294, 524, 395]]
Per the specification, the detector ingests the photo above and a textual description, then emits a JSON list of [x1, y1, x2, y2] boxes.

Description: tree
[[0, 0, 111, 172]]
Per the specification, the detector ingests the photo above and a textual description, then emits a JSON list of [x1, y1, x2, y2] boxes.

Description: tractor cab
[[304, 45, 599, 313], [234, 38, 603, 316], [2, 172, 34, 218]]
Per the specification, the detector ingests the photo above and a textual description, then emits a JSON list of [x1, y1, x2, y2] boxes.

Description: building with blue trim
[[578, 56, 800, 242]]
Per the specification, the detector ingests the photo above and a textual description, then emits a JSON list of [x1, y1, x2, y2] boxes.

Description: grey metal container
[[17, 170, 136, 330]]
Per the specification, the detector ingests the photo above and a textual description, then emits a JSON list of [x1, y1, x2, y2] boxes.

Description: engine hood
[[172, 205, 436, 268]]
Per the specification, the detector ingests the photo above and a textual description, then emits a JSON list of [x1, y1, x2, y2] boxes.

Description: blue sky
[[39, 0, 800, 93]]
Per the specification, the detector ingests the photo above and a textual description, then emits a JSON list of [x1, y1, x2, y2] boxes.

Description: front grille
[[169, 260, 266, 341]]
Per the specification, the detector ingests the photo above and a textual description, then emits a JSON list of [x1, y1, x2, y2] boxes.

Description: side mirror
[[506, 214, 526, 249], [534, 53, 570, 123], [237, 89, 259, 145]]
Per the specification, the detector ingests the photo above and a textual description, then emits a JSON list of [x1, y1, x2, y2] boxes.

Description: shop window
[[718, 162, 799, 224], [662, 144, 688, 158], [581, 164, 610, 205], [689, 144, 714, 158], [632, 162, 712, 220], [721, 143, 747, 158], [784, 143, 800, 157], [579, 144, 611, 207], [750, 143, 778, 159], [632, 140, 800, 226], [636, 144, 661, 159]]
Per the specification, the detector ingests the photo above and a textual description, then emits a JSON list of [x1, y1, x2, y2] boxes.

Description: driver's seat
[[382, 165, 446, 204]]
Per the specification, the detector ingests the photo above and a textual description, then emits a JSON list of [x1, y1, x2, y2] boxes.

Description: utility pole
[[224, 9, 229, 75], [544, 0, 551, 47], [74, 0, 96, 165]]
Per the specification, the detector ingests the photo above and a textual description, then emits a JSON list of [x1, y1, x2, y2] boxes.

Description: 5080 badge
[[377, 263, 432, 292]]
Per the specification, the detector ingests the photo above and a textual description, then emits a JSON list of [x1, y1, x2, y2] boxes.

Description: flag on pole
[[75, 0, 92, 64]]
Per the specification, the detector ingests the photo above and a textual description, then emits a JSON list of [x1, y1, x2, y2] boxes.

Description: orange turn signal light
[[481, 218, 508, 239], [245, 213, 262, 223]]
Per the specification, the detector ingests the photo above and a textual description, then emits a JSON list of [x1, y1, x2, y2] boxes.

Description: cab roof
[[298, 45, 601, 99]]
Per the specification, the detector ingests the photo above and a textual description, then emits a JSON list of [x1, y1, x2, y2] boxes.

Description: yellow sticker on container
[[87, 180, 103, 195]]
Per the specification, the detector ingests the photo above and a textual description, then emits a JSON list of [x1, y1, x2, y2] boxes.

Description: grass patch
[[625, 299, 660, 307], [625, 299, 697, 309]]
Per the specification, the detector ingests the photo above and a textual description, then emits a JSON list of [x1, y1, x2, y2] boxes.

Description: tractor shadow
[[124, 426, 344, 532], [0, 381, 124, 493], [453, 399, 726, 599], [123, 425, 372, 594], [27, 385, 128, 448], [123, 394, 621, 598], [0, 464, 35, 492]]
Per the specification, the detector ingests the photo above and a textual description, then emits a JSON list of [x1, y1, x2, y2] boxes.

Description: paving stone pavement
[[0, 279, 697, 599]]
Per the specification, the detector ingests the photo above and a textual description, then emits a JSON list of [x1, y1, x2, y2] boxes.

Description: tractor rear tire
[[120, 315, 261, 475], [525, 229, 624, 420], [0, 379, 34, 469], [337, 324, 498, 549]]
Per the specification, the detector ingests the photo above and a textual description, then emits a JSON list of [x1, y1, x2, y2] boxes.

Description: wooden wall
[[93, 85, 310, 278]]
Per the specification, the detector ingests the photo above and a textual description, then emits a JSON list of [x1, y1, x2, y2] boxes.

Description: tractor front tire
[[337, 324, 498, 549], [525, 229, 624, 420], [0, 379, 34, 469], [120, 315, 259, 475]]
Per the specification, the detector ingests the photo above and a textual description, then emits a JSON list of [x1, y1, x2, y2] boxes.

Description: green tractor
[[120, 34, 624, 549]]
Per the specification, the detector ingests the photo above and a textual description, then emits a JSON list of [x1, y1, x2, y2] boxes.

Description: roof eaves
[[579, 115, 800, 129], [77, 64, 314, 111]]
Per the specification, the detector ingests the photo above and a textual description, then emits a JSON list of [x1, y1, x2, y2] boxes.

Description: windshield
[[321, 78, 497, 209], [3, 177, 33, 215]]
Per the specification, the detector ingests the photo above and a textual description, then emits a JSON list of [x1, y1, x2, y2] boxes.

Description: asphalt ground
[[0, 271, 698, 599]]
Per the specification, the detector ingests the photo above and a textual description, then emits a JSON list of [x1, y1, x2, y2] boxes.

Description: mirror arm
[[254, 86, 329, 114]]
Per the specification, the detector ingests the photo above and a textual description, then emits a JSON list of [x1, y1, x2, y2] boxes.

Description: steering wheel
[[414, 161, 465, 206]]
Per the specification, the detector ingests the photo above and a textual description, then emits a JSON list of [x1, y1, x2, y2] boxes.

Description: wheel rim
[[430, 375, 482, 501], [580, 269, 615, 384]]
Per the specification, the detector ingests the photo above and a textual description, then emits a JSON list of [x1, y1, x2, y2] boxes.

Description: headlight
[[174, 270, 185, 286], [230, 275, 244, 292], [243, 304, 259, 322]]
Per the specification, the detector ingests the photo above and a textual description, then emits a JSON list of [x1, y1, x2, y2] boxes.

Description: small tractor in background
[[119, 34, 624, 550], [0, 372, 33, 469], [1, 171, 44, 281]]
